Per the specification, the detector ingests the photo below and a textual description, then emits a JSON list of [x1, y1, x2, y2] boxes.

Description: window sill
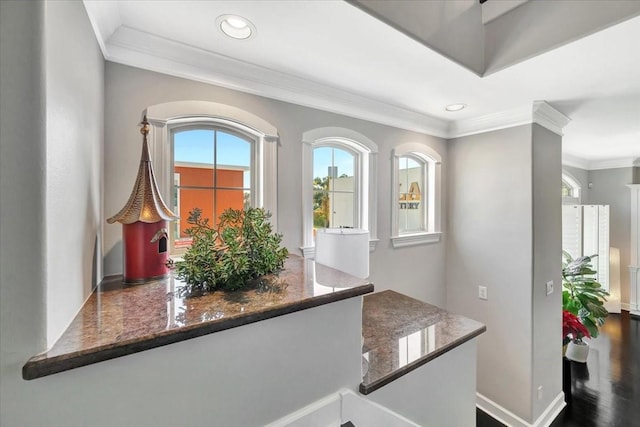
[[22, 255, 373, 380], [391, 232, 441, 248]]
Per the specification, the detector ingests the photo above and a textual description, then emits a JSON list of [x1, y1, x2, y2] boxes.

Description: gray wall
[[588, 167, 634, 306], [447, 125, 534, 420], [0, 0, 47, 421], [104, 62, 449, 306], [562, 165, 635, 307], [1, 1, 105, 424], [44, 0, 104, 346], [446, 124, 562, 423], [531, 125, 562, 419]]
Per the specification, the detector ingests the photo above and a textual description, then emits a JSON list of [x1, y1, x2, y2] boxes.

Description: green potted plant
[[562, 251, 609, 362], [174, 207, 288, 295]]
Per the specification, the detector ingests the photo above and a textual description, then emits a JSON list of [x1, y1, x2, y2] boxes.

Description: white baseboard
[[265, 389, 419, 427], [621, 302, 630, 312], [477, 391, 565, 427]]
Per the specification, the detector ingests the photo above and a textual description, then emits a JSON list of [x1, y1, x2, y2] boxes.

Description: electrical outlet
[[478, 285, 488, 300], [546, 281, 554, 296]]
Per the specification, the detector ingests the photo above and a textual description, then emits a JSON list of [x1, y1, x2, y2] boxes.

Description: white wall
[[447, 124, 563, 424], [367, 340, 478, 427], [104, 62, 448, 306], [2, 293, 363, 427], [44, 0, 104, 346]]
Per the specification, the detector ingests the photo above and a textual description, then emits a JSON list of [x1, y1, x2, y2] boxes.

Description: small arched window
[[562, 171, 581, 204], [391, 143, 442, 248], [302, 127, 378, 257]]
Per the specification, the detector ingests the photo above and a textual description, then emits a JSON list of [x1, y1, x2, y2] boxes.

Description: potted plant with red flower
[[562, 309, 591, 362], [562, 252, 608, 362]]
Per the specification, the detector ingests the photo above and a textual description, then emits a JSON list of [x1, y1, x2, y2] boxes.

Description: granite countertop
[[23, 255, 373, 380], [360, 290, 486, 394]]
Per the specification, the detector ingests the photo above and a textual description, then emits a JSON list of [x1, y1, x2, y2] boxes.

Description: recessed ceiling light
[[445, 103, 467, 112], [217, 15, 255, 40]]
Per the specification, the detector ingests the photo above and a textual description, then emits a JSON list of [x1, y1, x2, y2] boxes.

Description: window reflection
[[398, 325, 436, 368]]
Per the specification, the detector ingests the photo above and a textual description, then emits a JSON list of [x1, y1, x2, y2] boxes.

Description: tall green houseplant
[[562, 251, 609, 339]]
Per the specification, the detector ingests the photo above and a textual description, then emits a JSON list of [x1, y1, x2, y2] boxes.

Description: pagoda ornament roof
[[107, 117, 178, 225]]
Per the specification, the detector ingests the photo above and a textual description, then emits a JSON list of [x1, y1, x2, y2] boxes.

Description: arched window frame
[[301, 127, 378, 257], [562, 171, 582, 205], [391, 142, 442, 248], [144, 101, 279, 254]]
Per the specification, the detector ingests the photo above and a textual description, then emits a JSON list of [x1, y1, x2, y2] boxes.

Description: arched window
[[562, 171, 581, 204], [391, 142, 442, 248], [144, 101, 278, 255], [302, 127, 378, 257], [170, 124, 254, 252]]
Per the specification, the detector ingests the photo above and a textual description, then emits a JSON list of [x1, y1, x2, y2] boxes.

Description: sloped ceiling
[[84, 0, 640, 168]]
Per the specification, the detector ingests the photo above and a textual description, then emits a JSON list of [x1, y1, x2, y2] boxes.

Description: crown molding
[[531, 101, 571, 136], [102, 26, 450, 138], [589, 157, 639, 170], [447, 105, 531, 138], [562, 154, 638, 171], [448, 101, 570, 138], [562, 153, 590, 170]]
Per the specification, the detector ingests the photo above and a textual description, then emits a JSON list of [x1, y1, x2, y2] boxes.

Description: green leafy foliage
[[562, 251, 609, 339], [175, 207, 288, 294]]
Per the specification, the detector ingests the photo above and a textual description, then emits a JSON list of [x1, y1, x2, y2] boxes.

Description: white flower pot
[[565, 340, 589, 363]]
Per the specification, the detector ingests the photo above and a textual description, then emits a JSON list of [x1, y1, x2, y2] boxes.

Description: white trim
[[531, 101, 571, 136], [449, 101, 570, 138], [101, 25, 450, 138], [301, 128, 378, 257], [85, 13, 583, 144], [146, 101, 278, 139], [590, 158, 639, 170], [562, 154, 591, 170], [391, 232, 441, 248], [391, 143, 443, 244], [477, 391, 565, 427], [264, 391, 341, 427], [448, 104, 531, 138], [561, 170, 582, 202], [629, 185, 640, 316], [563, 155, 639, 171], [265, 389, 420, 427], [621, 302, 631, 312]]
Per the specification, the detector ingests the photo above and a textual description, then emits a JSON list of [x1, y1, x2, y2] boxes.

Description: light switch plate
[[478, 285, 488, 300], [546, 281, 554, 296]]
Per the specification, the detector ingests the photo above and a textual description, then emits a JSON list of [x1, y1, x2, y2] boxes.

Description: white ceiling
[[83, 0, 640, 169]]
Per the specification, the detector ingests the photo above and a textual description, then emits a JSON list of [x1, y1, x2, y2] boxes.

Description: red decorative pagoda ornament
[[107, 116, 178, 284]]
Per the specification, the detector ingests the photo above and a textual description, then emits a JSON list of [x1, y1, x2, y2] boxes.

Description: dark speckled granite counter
[[360, 290, 486, 394], [23, 255, 373, 380]]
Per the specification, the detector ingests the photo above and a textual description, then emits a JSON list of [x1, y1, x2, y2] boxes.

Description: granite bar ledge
[[360, 290, 486, 394], [23, 255, 373, 380]]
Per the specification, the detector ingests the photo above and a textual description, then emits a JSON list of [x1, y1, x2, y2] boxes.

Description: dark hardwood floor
[[477, 311, 639, 427]]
